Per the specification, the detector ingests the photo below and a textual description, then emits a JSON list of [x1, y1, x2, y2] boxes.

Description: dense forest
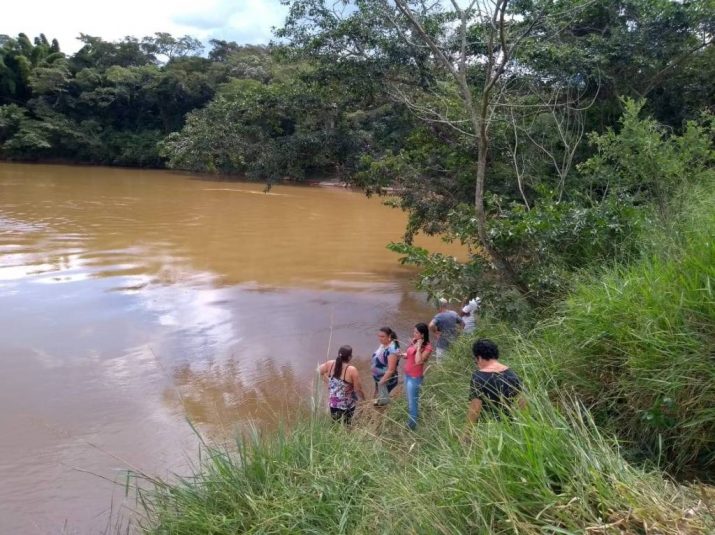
[[1, 0, 712, 304], [2, 3, 714, 524]]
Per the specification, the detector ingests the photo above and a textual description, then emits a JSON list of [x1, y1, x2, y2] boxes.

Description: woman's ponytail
[[332, 345, 353, 379]]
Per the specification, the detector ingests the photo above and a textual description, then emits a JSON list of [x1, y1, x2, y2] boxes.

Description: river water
[[0, 163, 460, 533]]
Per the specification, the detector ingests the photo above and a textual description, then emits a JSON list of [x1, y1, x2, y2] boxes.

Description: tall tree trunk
[[474, 101, 530, 297], [394, 0, 532, 298]]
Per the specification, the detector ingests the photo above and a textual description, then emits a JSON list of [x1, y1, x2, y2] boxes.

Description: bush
[[488, 193, 649, 300], [537, 191, 715, 473]]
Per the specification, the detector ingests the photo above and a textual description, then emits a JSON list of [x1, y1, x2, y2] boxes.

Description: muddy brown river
[[0, 162, 461, 533]]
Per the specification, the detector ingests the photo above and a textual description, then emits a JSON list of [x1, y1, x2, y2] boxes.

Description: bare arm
[[349, 366, 365, 401], [428, 319, 438, 334], [379, 354, 399, 384], [317, 361, 331, 382], [467, 398, 483, 425], [516, 394, 527, 410], [414, 343, 431, 365]]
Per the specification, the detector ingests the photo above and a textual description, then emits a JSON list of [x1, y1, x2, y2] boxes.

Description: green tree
[[0, 32, 66, 105], [279, 0, 714, 301], [71, 34, 156, 70], [142, 33, 204, 62], [161, 75, 358, 180]]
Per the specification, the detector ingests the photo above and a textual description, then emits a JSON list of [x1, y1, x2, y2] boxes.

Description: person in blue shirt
[[371, 326, 400, 405], [429, 298, 463, 361]]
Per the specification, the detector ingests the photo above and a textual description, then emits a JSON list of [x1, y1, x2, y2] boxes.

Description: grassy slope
[[136, 334, 714, 533], [136, 192, 714, 534], [536, 194, 715, 474]]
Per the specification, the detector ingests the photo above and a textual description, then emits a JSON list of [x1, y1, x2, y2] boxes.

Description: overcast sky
[[3, 0, 290, 54]]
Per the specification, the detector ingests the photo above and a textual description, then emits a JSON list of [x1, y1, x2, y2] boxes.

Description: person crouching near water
[[372, 327, 400, 406], [401, 323, 433, 430], [466, 339, 524, 426], [318, 345, 365, 424]]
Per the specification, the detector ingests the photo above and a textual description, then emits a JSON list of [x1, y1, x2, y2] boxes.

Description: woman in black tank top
[[466, 339, 524, 424]]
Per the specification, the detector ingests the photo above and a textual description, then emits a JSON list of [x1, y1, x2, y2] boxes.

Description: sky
[[2, 0, 290, 54]]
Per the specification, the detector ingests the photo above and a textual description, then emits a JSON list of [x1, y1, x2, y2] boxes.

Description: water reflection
[[166, 357, 309, 433]]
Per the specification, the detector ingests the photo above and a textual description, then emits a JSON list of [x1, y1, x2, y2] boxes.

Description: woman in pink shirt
[[402, 322, 433, 430]]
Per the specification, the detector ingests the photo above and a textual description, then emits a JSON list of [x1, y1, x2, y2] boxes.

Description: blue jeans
[[405, 375, 423, 430]]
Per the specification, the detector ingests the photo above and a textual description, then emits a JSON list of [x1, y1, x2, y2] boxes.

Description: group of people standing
[[317, 322, 435, 429], [318, 294, 522, 430]]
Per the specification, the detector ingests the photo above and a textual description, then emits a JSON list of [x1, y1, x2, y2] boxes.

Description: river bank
[[135, 329, 715, 534], [133, 187, 715, 533], [0, 157, 360, 187]]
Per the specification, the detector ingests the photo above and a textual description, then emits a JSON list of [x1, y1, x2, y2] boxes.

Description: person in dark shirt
[[467, 339, 524, 424]]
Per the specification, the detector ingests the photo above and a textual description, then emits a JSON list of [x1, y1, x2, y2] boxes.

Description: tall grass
[[135, 336, 714, 533], [536, 192, 715, 474], [133, 190, 714, 533]]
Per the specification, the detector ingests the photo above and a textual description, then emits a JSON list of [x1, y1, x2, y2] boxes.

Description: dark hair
[[379, 326, 400, 349], [332, 345, 353, 379], [472, 339, 499, 360], [414, 322, 430, 345]]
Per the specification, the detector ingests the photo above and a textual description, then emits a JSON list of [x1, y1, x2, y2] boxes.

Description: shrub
[[538, 191, 715, 473]]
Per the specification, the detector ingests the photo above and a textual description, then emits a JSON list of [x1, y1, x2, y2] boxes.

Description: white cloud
[[2, 0, 288, 54]]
